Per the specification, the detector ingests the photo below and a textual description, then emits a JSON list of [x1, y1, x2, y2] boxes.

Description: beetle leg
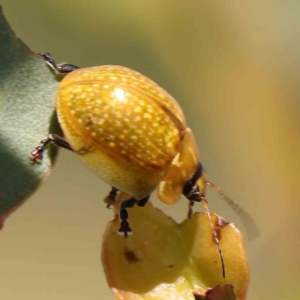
[[103, 187, 119, 208], [30, 134, 73, 163], [118, 195, 150, 237], [38, 52, 80, 73], [188, 200, 195, 219], [136, 195, 150, 207], [118, 198, 137, 237]]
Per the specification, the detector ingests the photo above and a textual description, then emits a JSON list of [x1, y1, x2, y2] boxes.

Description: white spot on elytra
[[114, 88, 127, 103]]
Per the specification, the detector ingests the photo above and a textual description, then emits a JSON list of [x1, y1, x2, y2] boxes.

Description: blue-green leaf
[[0, 6, 60, 228]]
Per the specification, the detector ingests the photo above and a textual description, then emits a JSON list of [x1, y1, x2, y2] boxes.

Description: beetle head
[[182, 162, 208, 201]]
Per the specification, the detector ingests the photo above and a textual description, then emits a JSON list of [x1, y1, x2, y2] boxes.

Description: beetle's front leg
[[136, 195, 150, 207], [118, 198, 137, 237], [30, 134, 73, 163], [118, 195, 150, 237]]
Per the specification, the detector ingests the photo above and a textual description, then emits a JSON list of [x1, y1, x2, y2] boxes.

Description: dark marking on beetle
[[124, 250, 139, 263], [168, 264, 175, 268]]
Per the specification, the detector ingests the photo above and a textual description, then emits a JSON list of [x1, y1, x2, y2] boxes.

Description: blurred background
[[0, 1, 299, 299]]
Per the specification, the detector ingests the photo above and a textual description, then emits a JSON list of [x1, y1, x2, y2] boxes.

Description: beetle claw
[[30, 138, 49, 164], [30, 149, 44, 163], [30, 134, 73, 164], [118, 220, 132, 238]]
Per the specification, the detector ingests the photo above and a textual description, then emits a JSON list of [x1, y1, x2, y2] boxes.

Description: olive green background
[[0, 1, 299, 299]]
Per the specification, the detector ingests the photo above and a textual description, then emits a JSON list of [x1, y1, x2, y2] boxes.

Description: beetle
[[31, 53, 257, 277]]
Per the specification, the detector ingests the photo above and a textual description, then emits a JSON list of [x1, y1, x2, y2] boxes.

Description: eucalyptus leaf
[[0, 6, 61, 227]]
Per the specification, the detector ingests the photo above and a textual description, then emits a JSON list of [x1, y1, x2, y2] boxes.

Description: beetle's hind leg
[[38, 52, 80, 73], [118, 195, 150, 237], [30, 134, 73, 163]]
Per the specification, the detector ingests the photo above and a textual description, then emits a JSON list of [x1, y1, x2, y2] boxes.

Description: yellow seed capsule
[[56, 65, 199, 201]]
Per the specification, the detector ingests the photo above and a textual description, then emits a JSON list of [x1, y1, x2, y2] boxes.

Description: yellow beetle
[[31, 53, 257, 277]]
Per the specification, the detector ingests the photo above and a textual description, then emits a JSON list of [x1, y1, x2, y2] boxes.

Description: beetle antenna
[[200, 197, 226, 278], [206, 182, 259, 240]]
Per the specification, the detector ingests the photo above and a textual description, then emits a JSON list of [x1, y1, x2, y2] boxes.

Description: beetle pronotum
[[31, 53, 258, 277]]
